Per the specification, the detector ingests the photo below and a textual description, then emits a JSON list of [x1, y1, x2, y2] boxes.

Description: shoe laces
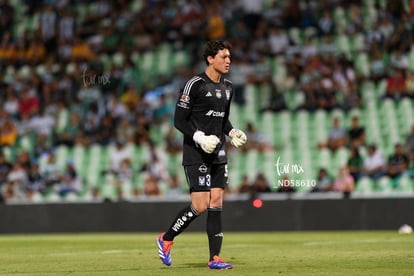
[[212, 256, 226, 263], [163, 240, 173, 254]]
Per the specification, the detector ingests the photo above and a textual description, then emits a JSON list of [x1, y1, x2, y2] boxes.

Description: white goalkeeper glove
[[229, 128, 247, 148], [193, 130, 220, 154]]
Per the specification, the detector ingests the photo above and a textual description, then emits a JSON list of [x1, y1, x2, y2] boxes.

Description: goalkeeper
[[157, 40, 247, 270]]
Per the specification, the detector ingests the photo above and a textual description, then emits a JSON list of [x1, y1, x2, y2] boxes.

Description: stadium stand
[[0, 0, 413, 203]]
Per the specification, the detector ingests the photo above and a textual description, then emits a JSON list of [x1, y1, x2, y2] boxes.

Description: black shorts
[[184, 163, 228, 193]]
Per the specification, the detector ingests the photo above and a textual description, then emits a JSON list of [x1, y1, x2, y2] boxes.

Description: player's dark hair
[[203, 40, 232, 65]]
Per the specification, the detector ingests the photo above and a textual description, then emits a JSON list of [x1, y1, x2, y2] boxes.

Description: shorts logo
[[199, 164, 208, 173], [199, 176, 206, 186], [218, 150, 225, 157]]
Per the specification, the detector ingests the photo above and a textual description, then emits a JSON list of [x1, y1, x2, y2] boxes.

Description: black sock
[[163, 205, 199, 241], [207, 207, 223, 261]]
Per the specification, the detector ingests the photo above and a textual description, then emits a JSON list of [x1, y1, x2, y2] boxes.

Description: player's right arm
[[174, 77, 200, 138], [174, 77, 219, 154]]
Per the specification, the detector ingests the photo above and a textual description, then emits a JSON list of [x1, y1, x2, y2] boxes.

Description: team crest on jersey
[[216, 91, 222, 99], [225, 89, 230, 100]]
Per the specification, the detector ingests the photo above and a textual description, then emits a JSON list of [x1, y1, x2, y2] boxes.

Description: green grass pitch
[[0, 231, 413, 275]]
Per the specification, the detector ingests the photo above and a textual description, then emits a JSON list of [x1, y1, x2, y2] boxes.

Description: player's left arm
[[223, 82, 247, 148]]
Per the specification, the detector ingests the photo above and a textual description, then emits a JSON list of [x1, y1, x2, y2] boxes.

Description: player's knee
[[192, 201, 209, 214], [209, 196, 223, 207]]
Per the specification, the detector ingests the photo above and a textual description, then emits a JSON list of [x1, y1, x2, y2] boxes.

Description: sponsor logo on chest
[[205, 110, 225, 117]]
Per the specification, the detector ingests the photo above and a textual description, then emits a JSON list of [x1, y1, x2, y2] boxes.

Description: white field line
[[50, 249, 143, 256], [303, 238, 414, 246]]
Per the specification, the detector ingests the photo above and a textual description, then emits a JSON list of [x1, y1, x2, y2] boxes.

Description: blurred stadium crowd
[[0, 0, 414, 203]]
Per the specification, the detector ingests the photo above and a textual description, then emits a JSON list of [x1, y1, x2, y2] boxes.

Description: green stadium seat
[[350, 33, 365, 53], [355, 176, 375, 193], [318, 148, 331, 173], [130, 51, 140, 66], [379, 99, 401, 146], [80, 190, 92, 201], [4, 65, 16, 83], [156, 44, 173, 76], [166, 153, 180, 175], [25, 13, 40, 32], [377, 176, 392, 193], [122, 182, 133, 199], [336, 10, 350, 34], [244, 85, 258, 123], [398, 175, 414, 193], [74, 4, 87, 24], [333, 147, 348, 170], [100, 54, 112, 70], [238, 105, 248, 130], [55, 145, 70, 170], [130, 0, 144, 12], [101, 178, 117, 201], [45, 192, 61, 203], [227, 150, 243, 189], [362, 3, 377, 29], [313, 110, 328, 145], [355, 52, 370, 77], [86, 144, 103, 187], [365, 102, 381, 144], [19, 134, 35, 155], [289, 27, 303, 45], [398, 98, 414, 129], [112, 52, 125, 67], [31, 191, 45, 203], [375, 79, 387, 97], [133, 172, 144, 190], [65, 192, 81, 203], [56, 108, 70, 134], [304, 27, 317, 38], [262, 150, 276, 183], [173, 51, 190, 67], [131, 145, 144, 172], [73, 144, 87, 179], [336, 34, 351, 58], [246, 150, 258, 180]]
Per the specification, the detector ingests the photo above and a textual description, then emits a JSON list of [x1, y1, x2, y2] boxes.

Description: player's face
[[211, 49, 231, 74]]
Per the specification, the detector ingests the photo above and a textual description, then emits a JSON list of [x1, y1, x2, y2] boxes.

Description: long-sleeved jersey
[[174, 72, 234, 165]]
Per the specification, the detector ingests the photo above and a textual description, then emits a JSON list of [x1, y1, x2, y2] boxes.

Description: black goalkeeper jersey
[[174, 72, 234, 166]]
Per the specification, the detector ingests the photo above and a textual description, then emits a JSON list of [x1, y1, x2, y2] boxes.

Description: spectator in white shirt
[[363, 144, 386, 181], [3, 87, 19, 120], [268, 26, 289, 56], [41, 152, 63, 188], [5, 162, 28, 202], [29, 109, 55, 137], [109, 141, 131, 174]]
